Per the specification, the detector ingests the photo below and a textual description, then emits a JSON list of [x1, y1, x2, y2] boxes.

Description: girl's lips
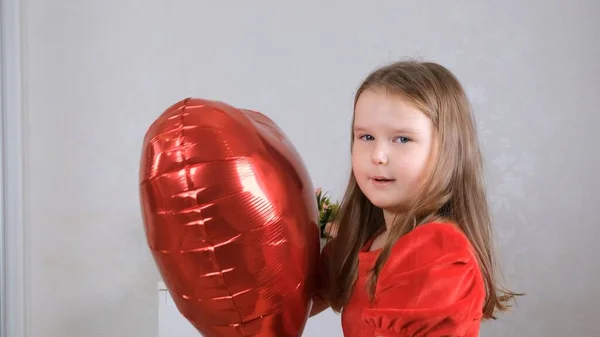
[[370, 177, 396, 187], [371, 176, 395, 182]]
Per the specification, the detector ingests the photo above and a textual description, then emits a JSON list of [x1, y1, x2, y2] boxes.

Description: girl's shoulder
[[383, 221, 478, 275], [402, 221, 470, 249], [414, 220, 468, 239]]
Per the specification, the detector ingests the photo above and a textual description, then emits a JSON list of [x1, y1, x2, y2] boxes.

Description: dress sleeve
[[362, 224, 486, 337]]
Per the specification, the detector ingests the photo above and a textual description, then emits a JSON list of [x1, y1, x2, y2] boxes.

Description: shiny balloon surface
[[139, 98, 320, 336]]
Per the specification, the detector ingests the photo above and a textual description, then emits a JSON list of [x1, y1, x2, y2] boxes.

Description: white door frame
[[0, 0, 25, 336]]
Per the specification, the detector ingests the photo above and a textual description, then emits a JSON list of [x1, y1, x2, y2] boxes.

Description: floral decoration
[[315, 187, 340, 239]]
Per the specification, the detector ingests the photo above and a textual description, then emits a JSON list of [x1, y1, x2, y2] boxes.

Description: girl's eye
[[359, 135, 374, 141], [394, 136, 410, 143]]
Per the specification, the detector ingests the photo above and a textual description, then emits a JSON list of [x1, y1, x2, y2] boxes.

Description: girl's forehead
[[356, 90, 423, 115], [353, 91, 431, 131]]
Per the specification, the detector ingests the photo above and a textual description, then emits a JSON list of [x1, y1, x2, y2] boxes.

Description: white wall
[[22, 1, 599, 336]]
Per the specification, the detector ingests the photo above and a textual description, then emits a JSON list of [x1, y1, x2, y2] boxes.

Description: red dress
[[325, 222, 486, 337]]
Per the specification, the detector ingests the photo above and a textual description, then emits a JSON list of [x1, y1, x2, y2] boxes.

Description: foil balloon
[[139, 98, 320, 337]]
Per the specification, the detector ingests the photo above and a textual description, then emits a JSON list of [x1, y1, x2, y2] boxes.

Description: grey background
[[21, 0, 599, 336]]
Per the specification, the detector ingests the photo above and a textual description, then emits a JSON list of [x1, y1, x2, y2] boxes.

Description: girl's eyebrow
[[390, 127, 421, 135], [353, 125, 421, 135], [352, 126, 369, 133]]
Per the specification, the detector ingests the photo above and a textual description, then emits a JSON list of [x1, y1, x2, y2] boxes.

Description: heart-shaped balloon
[[139, 98, 320, 337]]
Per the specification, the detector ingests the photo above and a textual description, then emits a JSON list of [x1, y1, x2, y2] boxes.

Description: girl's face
[[352, 89, 438, 213]]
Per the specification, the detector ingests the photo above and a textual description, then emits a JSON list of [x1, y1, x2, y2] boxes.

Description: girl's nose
[[371, 144, 389, 166]]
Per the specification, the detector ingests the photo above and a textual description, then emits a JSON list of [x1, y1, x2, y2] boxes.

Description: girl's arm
[[309, 240, 332, 317]]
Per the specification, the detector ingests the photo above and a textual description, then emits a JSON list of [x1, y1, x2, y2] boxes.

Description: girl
[[310, 60, 518, 336]]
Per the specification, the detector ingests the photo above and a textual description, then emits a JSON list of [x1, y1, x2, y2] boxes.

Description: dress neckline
[[360, 226, 386, 254]]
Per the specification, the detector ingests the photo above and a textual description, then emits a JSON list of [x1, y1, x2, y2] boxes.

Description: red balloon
[[139, 98, 320, 337]]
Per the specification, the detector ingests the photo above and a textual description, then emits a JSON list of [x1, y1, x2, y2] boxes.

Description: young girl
[[310, 60, 518, 336]]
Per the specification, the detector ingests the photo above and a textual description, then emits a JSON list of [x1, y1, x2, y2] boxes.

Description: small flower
[[315, 187, 340, 239]]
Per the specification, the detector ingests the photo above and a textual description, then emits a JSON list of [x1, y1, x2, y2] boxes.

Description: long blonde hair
[[325, 60, 519, 319]]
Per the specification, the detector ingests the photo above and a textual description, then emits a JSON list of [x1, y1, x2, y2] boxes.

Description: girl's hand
[[324, 222, 339, 238], [309, 295, 329, 317]]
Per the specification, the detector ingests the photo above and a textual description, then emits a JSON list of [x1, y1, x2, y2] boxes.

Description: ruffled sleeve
[[362, 223, 486, 337]]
